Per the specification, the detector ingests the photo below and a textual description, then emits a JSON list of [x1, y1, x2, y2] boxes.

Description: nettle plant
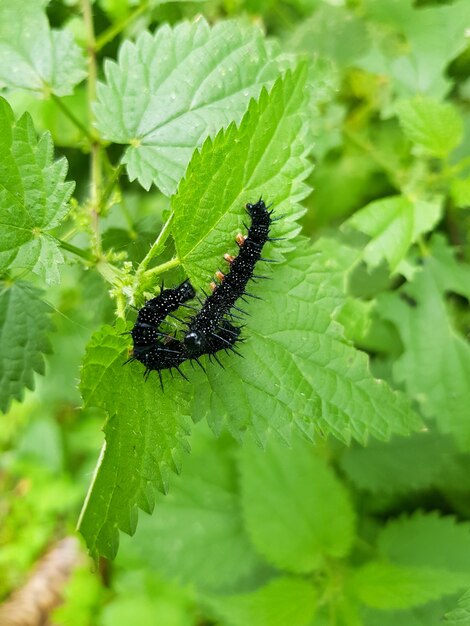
[[2, 1, 470, 624]]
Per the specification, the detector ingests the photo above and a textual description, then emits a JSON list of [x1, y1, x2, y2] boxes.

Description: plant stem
[[100, 163, 124, 213], [57, 239, 95, 263], [82, 0, 103, 256], [138, 212, 175, 273], [95, 1, 150, 51], [143, 256, 180, 278], [344, 128, 403, 189], [50, 93, 95, 143]]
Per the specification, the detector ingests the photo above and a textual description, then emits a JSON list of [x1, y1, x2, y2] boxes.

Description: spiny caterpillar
[[128, 199, 277, 386]]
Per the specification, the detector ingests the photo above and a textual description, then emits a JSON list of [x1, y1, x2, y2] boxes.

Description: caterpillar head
[[246, 199, 266, 218], [184, 330, 206, 355]]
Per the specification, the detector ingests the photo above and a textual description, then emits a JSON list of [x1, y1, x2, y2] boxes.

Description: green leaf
[[286, 5, 369, 67], [445, 589, 470, 625], [94, 19, 282, 194], [206, 577, 317, 626], [363, 598, 460, 626], [77, 322, 191, 559], [118, 423, 266, 592], [172, 66, 311, 287], [451, 177, 470, 209], [378, 236, 470, 449], [191, 239, 421, 445], [396, 98, 463, 158], [0, 0, 86, 96], [353, 562, 470, 610], [357, 513, 470, 619], [0, 280, 52, 413], [359, 0, 469, 100], [0, 97, 75, 284], [340, 432, 470, 495], [344, 195, 442, 273], [378, 511, 470, 574], [240, 436, 355, 573]]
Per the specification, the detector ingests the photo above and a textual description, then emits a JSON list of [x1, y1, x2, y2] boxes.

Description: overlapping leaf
[[340, 432, 470, 495], [378, 236, 470, 449], [353, 562, 469, 610], [240, 436, 355, 573], [172, 66, 311, 288], [119, 424, 265, 591], [0, 0, 86, 96], [358, 0, 469, 100], [206, 577, 317, 626], [78, 322, 191, 559], [446, 589, 470, 625], [94, 19, 283, 194], [344, 194, 442, 274], [352, 512, 470, 615], [0, 97, 74, 284], [396, 98, 463, 158], [0, 280, 53, 413]]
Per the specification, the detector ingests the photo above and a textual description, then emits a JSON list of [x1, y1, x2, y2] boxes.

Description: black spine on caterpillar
[[183, 199, 272, 356]]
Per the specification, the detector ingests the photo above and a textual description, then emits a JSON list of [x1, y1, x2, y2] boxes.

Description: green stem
[[95, 1, 150, 51], [100, 163, 124, 212], [417, 235, 430, 257], [344, 128, 403, 189], [57, 239, 95, 262], [143, 256, 180, 278], [82, 0, 103, 256], [50, 93, 95, 143], [138, 212, 175, 273]]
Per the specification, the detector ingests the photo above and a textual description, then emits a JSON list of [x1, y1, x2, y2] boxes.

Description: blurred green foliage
[[1, 0, 470, 624]]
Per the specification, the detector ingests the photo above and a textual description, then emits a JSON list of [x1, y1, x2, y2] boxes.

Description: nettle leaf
[[396, 98, 463, 158], [0, 280, 53, 413], [354, 512, 470, 616], [353, 562, 469, 610], [0, 97, 75, 284], [379, 512, 470, 573], [359, 0, 469, 100], [118, 424, 266, 592], [206, 577, 317, 626], [94, 18, 282, 195], [340, 432, 470, 495], [78, 322, 191, 559], [0, 0, 86, 96], [451, 176, 470, 209], [240, 436, 355, 573], [344, 195, 442, 274], [172, 65, 311, 287], [190, 238, 421, 445], [378, 236, 470, 449], [445, 589, 470, 625]]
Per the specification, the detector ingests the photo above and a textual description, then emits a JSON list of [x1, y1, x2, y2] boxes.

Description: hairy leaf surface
[[0, 97, 74, 283], [0, 280, 52, 413], [0, 0, 86, 96], [95, 19, 282, 194], [172, 66, 311, 287]]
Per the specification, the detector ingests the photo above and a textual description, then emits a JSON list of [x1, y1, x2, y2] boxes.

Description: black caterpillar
[[128, 199, 275, 385]]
